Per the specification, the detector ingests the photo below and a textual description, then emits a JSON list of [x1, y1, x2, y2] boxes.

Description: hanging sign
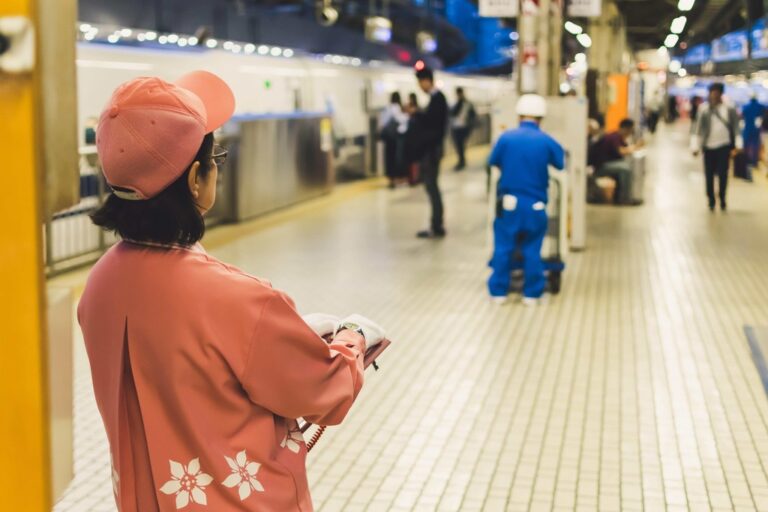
[[479, 0, 519, 18], [567, 0, 601, 17]]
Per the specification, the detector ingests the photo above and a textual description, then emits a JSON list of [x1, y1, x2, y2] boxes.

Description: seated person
[[591, 118, 643, 205]]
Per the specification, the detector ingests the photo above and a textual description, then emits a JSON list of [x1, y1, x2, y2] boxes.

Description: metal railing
[[44, 147, 115, 276]]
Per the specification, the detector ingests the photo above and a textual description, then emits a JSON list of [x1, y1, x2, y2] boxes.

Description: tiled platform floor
[[54, 124, 768, 511]]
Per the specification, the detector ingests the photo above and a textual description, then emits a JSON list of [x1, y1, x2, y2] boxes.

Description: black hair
[[619, 118, 635, 130], [415, 68, 434, 82], [390, 92, 402, 105], [91, 133, 215, 246], [709, 82, 725, 94], [456, 87, 464, 95]]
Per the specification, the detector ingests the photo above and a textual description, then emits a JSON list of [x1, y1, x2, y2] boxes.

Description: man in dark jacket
[[414, 67, 448, 238]]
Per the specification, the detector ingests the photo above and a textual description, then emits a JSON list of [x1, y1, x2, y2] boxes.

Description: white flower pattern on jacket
[[280, 426, 304, 454], [159, 458, 214, 509], [222, 450, 265, 501]]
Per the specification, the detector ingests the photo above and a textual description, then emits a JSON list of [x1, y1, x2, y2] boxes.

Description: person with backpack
[[379, 92, 410, 188], [450, 87, 476, 171], [691, 82, 742, 211]]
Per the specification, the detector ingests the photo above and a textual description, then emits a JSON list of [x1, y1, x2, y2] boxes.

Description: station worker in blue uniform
[[487, 94, 565, 306]]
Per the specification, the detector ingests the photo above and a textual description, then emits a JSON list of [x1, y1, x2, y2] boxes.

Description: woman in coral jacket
[[78, 70, 386, 511]]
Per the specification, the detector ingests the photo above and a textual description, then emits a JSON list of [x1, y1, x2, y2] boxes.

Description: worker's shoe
[[490, 296, 508, 305], [522, 296, 543, 307]]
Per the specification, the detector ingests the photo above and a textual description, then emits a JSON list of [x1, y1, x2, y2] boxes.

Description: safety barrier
[[43, 147, 115, 276]]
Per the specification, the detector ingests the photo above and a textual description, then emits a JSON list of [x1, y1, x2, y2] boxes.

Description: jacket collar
[[520, 120, 541, 130]]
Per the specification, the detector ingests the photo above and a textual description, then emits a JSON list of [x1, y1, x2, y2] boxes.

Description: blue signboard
[[752, 18, 768, 59], [684, 44, 711, 65], [712, 30, 748, 62]]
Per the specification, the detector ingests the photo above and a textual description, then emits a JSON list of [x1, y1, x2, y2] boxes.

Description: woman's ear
[[187, 161, 201, 199]]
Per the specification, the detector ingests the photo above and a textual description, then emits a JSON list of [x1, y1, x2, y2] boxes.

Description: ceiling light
[[283, 48, 294, 58], [270, 47, 282, 57], [671, 16, 687, 35], [137, 33, 146, 41], [678, 0, 695, 11], [665, 34, 679, 47], [144, 31, 157, 41], [232, 44, 242, 53], [120, 28, 132, 37], [575, 52, 586, 63], [317, 4, 339, 27], [351, 57, 362, 66], [84, 32, 96, 41], [223, 41, 234, 50], [331, 55, 343, 64], [564, 22, 583, 35], [669, 60, 682, 73], [158, 35, 168, 44], [509, 31, 519, 41], [206, 39, 218, 48], [107, 34, 120, 43], [79, 23, 92, 33], [244, 43, 256, 54], [417, 31, 437, 53], [577, 33, 592, 48], [167, 34, 179, 43], [365, 16, 392, 43], [177, 38, 188, 47], [678, 68, 687, 77], [258, 45, 269, 55], [188, 36, 199, 46]]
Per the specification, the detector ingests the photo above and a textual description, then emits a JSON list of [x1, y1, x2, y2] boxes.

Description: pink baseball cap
[[96, 70, 235, 200]]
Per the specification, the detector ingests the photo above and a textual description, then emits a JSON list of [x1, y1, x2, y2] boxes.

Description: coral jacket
[[78, 241, 365, 511]]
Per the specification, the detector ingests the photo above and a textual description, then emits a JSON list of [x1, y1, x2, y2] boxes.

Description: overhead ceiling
[[615, 0, 763, 50], [78, 0, 471, 67]]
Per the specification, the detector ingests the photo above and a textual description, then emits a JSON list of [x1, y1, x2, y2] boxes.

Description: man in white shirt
[[691, 83, 742, 212], [450, 87, 475, 171]]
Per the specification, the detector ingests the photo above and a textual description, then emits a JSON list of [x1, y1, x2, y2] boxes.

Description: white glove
[[337, 314, 386, 347], [302, 313, 341, 338]]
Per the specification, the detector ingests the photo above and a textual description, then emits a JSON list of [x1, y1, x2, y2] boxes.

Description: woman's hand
[[302, 313, 341, 338]]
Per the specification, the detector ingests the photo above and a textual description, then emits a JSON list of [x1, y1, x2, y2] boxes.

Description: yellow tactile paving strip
[[54, 127, 768, 511]]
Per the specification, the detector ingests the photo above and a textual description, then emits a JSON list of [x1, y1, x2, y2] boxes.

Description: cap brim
[[175, 71, 235, 133]]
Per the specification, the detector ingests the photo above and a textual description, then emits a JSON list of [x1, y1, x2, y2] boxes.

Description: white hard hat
[[516, 94, 547, 118]]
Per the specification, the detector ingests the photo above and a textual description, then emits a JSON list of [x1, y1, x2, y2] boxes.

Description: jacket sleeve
[[549, 139, 566, 170], [488, 138, 504, 168], [241, 293, 366, 425], [691, 108, 704, 152]]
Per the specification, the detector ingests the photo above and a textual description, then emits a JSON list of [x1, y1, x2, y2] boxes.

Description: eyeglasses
[[212, 145, 228, 166]]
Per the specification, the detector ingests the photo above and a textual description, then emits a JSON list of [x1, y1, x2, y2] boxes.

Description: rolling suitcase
[[733, 151, 752, 181]]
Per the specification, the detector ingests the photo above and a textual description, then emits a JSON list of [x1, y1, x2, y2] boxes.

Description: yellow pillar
[[0, 0, 52, 509]]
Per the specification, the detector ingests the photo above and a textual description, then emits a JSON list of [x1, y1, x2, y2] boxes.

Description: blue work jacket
[[489, 120, 565, 203]]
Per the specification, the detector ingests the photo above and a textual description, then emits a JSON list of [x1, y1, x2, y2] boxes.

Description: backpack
[[380, 117, 399, 142]]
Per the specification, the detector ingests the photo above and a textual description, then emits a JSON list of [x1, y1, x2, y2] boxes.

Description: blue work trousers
[[488, 198, 548, 299]]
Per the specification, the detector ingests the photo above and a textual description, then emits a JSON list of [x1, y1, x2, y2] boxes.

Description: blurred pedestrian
[[742, 93, 765, 169], [379, 92, 409, 188], [691, 82, 742, 212], [413, 67, 448, 239], [591, 119, 644, 205], [450, 87, 476, 171]]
